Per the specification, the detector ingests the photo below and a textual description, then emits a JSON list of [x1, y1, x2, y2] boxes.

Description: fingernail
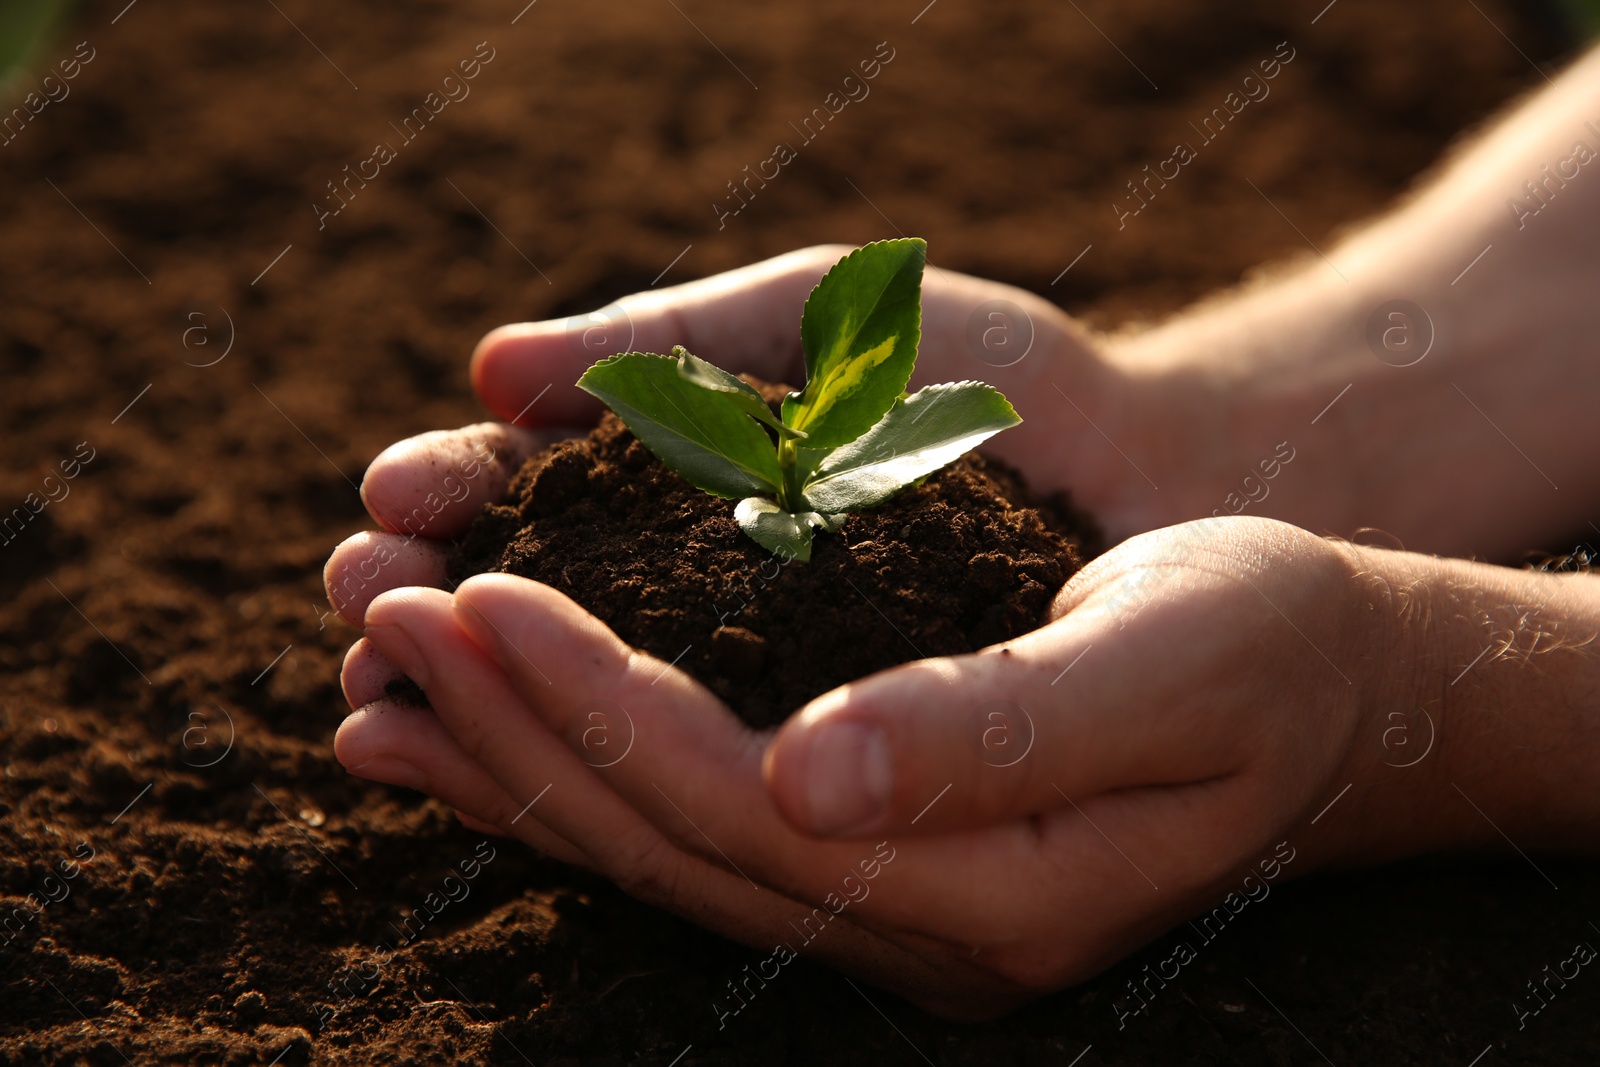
[[364, 624, 430, 688], [347, 755, 427, 791], [804, 721, 892, 836]]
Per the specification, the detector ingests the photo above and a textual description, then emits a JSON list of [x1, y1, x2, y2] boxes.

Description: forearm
[[1108, 45, 1600, 559], [1330, 545, 1600, 864]]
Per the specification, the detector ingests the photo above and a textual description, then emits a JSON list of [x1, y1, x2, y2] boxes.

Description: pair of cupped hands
[[326, 247, 1375, 1019]]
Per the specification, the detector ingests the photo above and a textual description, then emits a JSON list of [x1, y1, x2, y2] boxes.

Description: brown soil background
[[2, 0, 1597, 1063]]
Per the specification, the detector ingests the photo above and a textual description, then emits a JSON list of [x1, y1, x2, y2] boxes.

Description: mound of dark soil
[[449, 394, 1098, 727]]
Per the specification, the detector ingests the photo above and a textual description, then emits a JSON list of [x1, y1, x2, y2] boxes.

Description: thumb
[[761, 617, 1233, 838]]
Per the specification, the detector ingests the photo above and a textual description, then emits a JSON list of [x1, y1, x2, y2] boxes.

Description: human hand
[[337, 516, 1397, 1018], [324, 245, 1219, 637]]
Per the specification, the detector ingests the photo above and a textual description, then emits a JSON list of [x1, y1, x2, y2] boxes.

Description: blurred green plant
[[576, 239, 1023, 561], [1552, 0, 1600, 39], [0, 0, 72, 86]]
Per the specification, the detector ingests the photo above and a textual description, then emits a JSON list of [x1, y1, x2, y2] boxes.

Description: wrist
[[1320, 543, 1600, 866], [1103, 269, 1375, 535]]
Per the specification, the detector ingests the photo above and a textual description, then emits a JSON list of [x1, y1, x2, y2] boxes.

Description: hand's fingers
[[334, 698, 592, 869], [357, 588, 1024, 1017], [340, 637, 402, 709], [447, 574, 1075, 944], [470, 246, 853, 423], [362, 586, 698, 879], [324, 532, 451, 627], [762, 607, 1246, 838], [361, 421, 579, 540], [455, 811, 512, 838]]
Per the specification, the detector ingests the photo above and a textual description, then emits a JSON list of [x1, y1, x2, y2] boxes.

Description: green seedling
[[575, 238, 1021, 561]]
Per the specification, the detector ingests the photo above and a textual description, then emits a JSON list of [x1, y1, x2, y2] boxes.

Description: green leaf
[[577, 353, 782, 499], [800, 381, 1021, 513], [733, 497, 833, 562], [782, 237, 925, 449], [672, 346, 801, 439]]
